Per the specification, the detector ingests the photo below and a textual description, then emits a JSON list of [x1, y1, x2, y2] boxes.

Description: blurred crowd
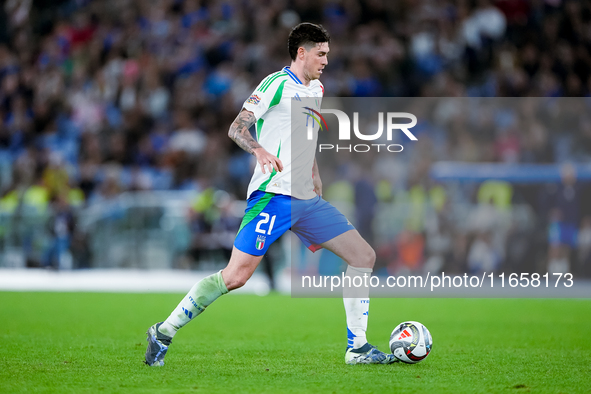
[[1, 0, 591, 275], [314, 97, 591, 278]]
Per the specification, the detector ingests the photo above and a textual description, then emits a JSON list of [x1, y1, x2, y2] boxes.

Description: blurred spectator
[[168, 108, 207, 155], [577, 216, 591, 277], [546, 164, 580, 274], [43, 195, 75, 269], [467, 231, 500, 274]]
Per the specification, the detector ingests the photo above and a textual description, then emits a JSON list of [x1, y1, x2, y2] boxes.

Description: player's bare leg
[[321, 229, 375, 269], [145, 247, 262, 366], [221, 247, 265, 290], [322, 230, 397, 364]]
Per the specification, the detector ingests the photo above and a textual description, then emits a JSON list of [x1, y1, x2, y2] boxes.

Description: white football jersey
[[242, 66, 323, 200]]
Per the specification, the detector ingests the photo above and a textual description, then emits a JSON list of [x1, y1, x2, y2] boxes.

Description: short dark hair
[[288, 23, 330, 61]]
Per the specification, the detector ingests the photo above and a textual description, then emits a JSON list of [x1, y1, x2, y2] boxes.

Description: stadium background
[[0, 1, 590, 393], [1, 0, 591, 283]]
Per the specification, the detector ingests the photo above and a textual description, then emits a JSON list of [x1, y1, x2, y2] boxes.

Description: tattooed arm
[[228, 109, 261, 154], [228, 109, 283, 174]]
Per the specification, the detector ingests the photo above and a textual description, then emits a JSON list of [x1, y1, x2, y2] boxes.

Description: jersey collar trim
[[282, 66, 303, 85]]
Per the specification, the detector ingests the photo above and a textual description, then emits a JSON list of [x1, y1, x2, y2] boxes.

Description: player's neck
[[289, 63, 311, 86]]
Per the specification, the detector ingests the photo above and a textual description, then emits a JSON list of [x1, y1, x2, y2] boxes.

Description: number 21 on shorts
[[255, 213, 276, 235]]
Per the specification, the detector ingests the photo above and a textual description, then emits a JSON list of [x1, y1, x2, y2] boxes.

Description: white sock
[[158, 270, 228, 337], [343, 265, 372, 349]]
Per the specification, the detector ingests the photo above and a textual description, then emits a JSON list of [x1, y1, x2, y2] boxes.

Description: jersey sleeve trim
[[269, 79, 287, 109], [244, 74, 288, 121], [256, 71, 281, 91], [255, 78, 287, 139], [259, 72, 288, 93]]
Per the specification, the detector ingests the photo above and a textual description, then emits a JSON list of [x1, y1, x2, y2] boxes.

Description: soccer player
[[145, 23, 396, 366]]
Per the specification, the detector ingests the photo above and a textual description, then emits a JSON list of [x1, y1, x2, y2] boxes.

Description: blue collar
[[283, 66, 303, 85]]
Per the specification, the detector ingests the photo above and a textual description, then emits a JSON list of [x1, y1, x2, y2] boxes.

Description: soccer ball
[[389, 321, 432, 363]]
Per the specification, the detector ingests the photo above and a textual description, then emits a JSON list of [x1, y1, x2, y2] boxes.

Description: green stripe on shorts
[[238, 192, 275, 234]]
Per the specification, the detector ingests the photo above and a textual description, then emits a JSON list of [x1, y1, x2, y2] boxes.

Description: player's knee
[[357, 247, 376, 268], [224, 274, 249, 291]]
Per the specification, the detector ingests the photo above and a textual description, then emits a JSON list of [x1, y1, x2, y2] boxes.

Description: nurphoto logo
[[304, 108, 418, 153]]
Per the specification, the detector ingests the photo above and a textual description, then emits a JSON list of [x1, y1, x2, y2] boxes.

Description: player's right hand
[[253, 147, 283, 174]]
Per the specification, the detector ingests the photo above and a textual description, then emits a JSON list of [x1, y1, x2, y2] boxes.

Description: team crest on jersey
[[247, 94, 261, 105], [255, 235, 266, 250]]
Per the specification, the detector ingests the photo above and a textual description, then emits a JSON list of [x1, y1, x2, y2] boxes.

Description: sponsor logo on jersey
[[293, 93, 302, 101], [256, 235, 266, 250], [246, 94, 261, 105]]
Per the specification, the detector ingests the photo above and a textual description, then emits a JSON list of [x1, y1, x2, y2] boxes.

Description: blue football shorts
[[233, 190, 356, 256]]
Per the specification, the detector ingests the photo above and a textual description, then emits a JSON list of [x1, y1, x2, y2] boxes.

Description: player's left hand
[[253, 147, 283, 174], [313, 176, 323, 197]]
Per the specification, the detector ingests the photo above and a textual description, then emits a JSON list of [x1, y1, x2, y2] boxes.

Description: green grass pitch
[[0, 292, 590, 393]]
